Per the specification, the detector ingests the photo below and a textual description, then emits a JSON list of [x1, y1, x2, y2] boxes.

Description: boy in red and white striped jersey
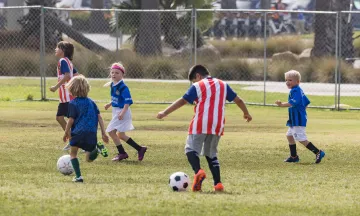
[[50, 41, 78, 151], [157, 65, 252, 192]]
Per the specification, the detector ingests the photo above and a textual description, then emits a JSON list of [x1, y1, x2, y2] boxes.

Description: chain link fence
[[1, 6, 360, 109]]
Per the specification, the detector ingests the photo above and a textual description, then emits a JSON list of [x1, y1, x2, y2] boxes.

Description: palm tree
[[312, 0, 354, 59], [112, 0, 212, 54], [20, 0, 108, 52], [89, 0, 108, 33]]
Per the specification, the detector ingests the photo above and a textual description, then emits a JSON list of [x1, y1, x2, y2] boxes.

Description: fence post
[[194, 8, 197, 65], [263, 11, 268, 106], [337, 12, 342, 111], [115, 9, 119, 53], [40, 6, 46, 100]]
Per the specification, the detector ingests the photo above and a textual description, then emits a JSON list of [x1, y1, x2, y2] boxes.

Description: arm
[[157, 98, 188, 119], [50, 73, 71, 92], [275, 100, 292, 107], [63, 117, 74, 142], [233, 96, 252, 122], [98, 114, 109, 143], [118, 104, 129, 120], [104, 102, 112, 110]]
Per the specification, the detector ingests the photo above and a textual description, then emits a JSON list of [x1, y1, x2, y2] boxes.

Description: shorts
[[56, 102, 69, 117], [69, 132, 97, 152], [185, 134, 221, 158], [286, 126, 307, 141], [106, 107, 134, 133]]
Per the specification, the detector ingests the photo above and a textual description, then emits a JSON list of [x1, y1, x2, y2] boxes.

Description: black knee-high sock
[[116, 145, 126, 154], [289, 144, 297, 157], [126, 138, 142, 151], [306, 142, 319, 155], [186, 151, 201, 174], [206, 156, 221, 185]]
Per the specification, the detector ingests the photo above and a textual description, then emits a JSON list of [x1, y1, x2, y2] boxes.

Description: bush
[[145, 58, 179, 79], [212, 59, 255, 81]]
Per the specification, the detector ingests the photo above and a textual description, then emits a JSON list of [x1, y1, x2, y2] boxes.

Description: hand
[[118, 112, 125, 120], [104, 103, 111, 110], [243, 113, 252, 122], [49, 86, 57, 92], [157, 111, 167, 119], [275, 100, 282, 106], [63, 131, 71, 142], [102, 134, 109, 143]]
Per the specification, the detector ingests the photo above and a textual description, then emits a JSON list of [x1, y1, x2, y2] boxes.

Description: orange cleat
[[192, 169, 206, 192], [214, 182, 224, 192]]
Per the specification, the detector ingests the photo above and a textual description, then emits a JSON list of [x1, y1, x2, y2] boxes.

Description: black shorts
[[69, 132, 97, 152], [56, 102, 69, 117]]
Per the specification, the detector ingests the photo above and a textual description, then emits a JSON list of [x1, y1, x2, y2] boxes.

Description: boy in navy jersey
[[275, 70, 325, 164]]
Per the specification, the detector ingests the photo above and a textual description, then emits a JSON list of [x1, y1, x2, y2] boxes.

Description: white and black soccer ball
[[169, 172, 190, 192], [57, 155, 74, 175]]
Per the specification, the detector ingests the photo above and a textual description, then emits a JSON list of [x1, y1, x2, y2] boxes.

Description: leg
[[56, 116, 67, 131], [204, 135, 223, 191], [118, 132, 147, 161], [185, 135, 206, 192], [70, 146, 83, 182], [295, 127, 325, 163], [86, 146, 99, 162], [109, 129, 128, 161], [284, 128, 299, 162]]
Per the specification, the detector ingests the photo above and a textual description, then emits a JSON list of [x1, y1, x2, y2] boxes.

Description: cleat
[[112, 153, 128, 161], [138, 146, 147, 161], [97, 142, 108, 157], [192, 169, 206, 192], [63, 144, 71, 151], [214, 183, 224, 192], [315, 150, 325, 164], [72, 176, 84, 183], [284, 155, 300, 163]]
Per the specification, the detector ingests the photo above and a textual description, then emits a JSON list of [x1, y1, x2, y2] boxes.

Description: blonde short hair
[[285, 70, 301, 81], [65, 75, 90, 97]]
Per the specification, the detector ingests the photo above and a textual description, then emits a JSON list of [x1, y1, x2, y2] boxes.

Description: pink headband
[[111, 65, 125, 74]]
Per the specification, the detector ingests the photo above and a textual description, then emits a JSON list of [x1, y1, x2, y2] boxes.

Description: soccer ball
[[169, 172, 190, 192], [57, 155, 74, 175]]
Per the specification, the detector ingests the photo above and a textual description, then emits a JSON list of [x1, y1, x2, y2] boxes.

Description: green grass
[[1, 101, 360, 215], [1, 78, 359, 108]]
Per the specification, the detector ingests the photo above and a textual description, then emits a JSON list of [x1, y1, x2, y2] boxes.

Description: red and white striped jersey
[[183, 77, 236, 136], [57, 57, 74, 103]]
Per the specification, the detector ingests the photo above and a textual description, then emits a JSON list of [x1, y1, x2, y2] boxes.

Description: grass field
[[1, 97, 360, 215], [1, 78, 360, 108]]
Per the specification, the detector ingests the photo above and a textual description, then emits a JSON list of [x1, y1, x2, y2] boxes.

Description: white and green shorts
[[185, 134, 221, 158]]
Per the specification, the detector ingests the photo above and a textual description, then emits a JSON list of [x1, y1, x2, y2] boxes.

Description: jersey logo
[[116, 90, 120, 95]]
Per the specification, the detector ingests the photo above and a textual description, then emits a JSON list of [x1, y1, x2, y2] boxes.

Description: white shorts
[[286, 126, 307, 141], [185, 134, 221, 158], [106, 107, 134, 133]]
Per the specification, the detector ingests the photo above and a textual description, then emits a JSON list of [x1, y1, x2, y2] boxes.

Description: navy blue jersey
[[287, 85, 310, 127], [68, 97, 100, 134], [110, 80, 133, 108]]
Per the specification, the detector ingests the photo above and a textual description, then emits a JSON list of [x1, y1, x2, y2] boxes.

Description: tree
[[135, 0, 162, 56], [89, 0, 108, 33], [312, 0, 354, 59], [18, 0, 108, 52]]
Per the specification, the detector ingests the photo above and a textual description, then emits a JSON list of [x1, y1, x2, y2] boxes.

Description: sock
[[89, 147, 99, 161], [126, 138, 142, 151], [289, 144, 297, 157], [186, 151, 201, 174], [206, 156, 221, 185], [71, 158, 81, 178], [116, 144, 126, 154], [306, 142, 320, 155]]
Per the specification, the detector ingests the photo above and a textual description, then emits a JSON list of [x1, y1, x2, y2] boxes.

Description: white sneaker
[[63, 144, 71, 151], [72, 176, 84, 183]]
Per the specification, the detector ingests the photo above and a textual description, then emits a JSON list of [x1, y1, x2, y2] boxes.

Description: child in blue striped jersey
[[275, 70, 325, 164]]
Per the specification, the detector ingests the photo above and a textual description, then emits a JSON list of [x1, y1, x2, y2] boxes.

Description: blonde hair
[[285, 70, 301, 81], [65, 75, 90, 97], [104, 62, 126, 87]]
